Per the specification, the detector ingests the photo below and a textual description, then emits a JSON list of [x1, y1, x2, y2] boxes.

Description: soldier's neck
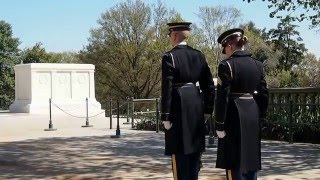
[[173, 41, 187, 47]]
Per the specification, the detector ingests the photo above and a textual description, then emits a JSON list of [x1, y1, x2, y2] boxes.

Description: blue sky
[[0, 0, 319, 58]]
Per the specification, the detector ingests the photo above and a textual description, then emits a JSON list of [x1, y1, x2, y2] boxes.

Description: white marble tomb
[[9, 63, 103, 115]]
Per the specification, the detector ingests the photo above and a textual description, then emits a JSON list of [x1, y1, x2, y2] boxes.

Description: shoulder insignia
[[169, 52, 175, 68], [226, 61, 233, 79]]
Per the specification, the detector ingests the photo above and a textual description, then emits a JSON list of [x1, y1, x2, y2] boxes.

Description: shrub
[[134, 113, 165, 132], [263, 104, 320, 143]]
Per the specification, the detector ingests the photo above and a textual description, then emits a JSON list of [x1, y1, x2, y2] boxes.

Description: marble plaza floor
[[0, 112, 319, 180]]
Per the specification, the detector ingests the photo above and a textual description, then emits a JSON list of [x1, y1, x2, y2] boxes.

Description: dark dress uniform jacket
[[215, 50, 268, 173], [161, 44, 215, 156]]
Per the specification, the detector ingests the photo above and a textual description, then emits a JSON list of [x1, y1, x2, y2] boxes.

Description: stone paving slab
[[0, 112, 319, 179]]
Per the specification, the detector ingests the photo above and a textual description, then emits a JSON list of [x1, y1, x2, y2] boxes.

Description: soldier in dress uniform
[[215, 28, 269, 180], [161, 22, 215, 180]]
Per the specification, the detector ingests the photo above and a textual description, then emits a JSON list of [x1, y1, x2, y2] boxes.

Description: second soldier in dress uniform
[[161, 22, 215, 180], [215, 28, 269, 180]]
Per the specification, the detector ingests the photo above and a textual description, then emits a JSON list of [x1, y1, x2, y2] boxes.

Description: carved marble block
[[9, 63, 103, 115]]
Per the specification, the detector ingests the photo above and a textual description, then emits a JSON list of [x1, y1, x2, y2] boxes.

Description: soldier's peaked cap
[[167, 22, 192, 32], [218, 28, 244, 46]]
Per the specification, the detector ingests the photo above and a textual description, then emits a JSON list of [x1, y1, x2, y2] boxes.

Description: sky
[[0, 0, 319, 58]]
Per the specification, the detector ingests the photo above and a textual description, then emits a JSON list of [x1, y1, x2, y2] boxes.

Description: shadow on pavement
[[0, 132, 319, 179], [0, 132, 172, 179], [260, 141, 320, 177]]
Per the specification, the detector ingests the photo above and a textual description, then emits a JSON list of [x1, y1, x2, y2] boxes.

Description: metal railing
[[44, 98, 107, 131], [265, 100, 320, 143]]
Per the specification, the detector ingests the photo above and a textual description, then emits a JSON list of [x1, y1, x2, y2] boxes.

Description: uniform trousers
[[171, 153, 201, 180], [226, 169, 257, 180]]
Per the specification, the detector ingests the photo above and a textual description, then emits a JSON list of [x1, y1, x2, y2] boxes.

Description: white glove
[[163, 121, 172, 130], [216, 130, 226, 138]]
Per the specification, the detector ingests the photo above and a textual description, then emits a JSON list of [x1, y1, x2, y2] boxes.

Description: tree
[[21, 42, 80, 63], [240, 21, 270, 63], [21, 43, 52, 63], [267, 15, 307, 71], [241, 20, 308, 87], [0, 20, 20, 109], [244, 0, 320, 29], [294, 53, 320, 87], [196, 6, 242, 75], [49, 52, 80, 63], [79, 0, 178, 102]]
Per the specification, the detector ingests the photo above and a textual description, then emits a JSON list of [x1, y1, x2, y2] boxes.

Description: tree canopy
[[0, 20, 20, 108], [79, 0, 177, 103], [267, 15, 307, 71], [244, 0, 320, 29], [21, 43, 80, 64], [196, 6, 242, 75]]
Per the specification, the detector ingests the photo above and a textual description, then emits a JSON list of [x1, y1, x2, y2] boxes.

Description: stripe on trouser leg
[[227, 170, 232, 180], [172, 154, 178, 180]]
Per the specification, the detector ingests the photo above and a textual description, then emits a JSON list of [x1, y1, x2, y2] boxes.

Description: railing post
[[269, 93, 274, 116], [275, 93, 281, 112], [289, 99, 293, 144], [44, 98, 57, 131], [311, 93, 316, 113], [156, 98, 159, 133], [111, 99, 124, 138], [82, 97, 93, 127], [207, 94, 217, 148], [116, 99, 120, 135], [109, 99, 112, 129], [124, 97, 130, 125], [292, 93, 298, 112], [131, 97, 135, 129], [301, 93, 306, 112]]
